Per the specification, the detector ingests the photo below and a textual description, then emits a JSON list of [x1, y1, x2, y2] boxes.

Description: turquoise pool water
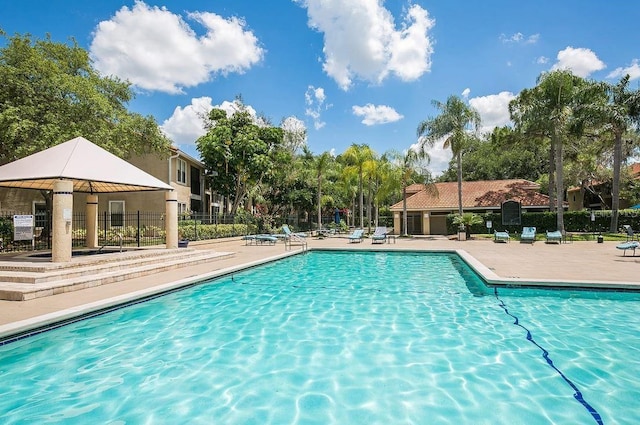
[[0, 251, 638, 424]]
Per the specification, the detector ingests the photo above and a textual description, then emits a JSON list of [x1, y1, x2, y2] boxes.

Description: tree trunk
[[456, 151, 463, 216], [548, 140, 556, 211], [317, 175, 322, 232], [610, 132, 622, 232], [554, 132, 564, 233], [402, 186, 408, 236], [359, 171, 364, 228], [366, 177, 372, 233]]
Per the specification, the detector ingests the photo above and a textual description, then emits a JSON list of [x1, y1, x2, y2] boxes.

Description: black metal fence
[[0, 211, 173, 252], [1, 210, 367, 253]]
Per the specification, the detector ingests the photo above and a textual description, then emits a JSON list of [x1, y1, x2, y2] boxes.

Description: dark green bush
[[446, 210, 640, 235]]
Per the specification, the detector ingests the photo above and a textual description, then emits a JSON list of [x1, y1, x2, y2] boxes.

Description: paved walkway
[[0, 236, 637, 328]]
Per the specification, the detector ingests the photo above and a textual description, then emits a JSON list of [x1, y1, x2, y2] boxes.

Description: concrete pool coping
[[0, 236, 638, 339]]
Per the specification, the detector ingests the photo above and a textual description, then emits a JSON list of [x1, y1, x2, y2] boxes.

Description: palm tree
[[417, 95, 480, 216], [510, 70, 585, 233], [342, 144, 375, 228], [387, 146, 431, 236], [588, 75, 640, 232], [313, 150, 333, 232]]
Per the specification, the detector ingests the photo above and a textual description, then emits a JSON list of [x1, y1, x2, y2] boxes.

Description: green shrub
[[446, 209, 640, 235], [178, 223, 257, 241]]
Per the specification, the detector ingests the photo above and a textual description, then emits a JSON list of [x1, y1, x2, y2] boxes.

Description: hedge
[[446, 210, 640, 235], [178, 223, 257, 241]]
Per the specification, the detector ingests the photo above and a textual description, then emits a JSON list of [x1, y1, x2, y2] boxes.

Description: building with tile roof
[[566, 162, 640, 211], [389, 179, 553, 235]]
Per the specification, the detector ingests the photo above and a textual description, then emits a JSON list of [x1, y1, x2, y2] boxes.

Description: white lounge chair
[[520, 227, 536, 243], [371, 227, 388, 244], [494, 230, 510, 243], [545, 230, 563, 244], [616, 241, 639, 256], [348, 229, 364, 243]]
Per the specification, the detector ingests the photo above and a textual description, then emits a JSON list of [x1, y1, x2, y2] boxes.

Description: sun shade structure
[[0, 136, 173, 193], [0, 136, 179, 262]]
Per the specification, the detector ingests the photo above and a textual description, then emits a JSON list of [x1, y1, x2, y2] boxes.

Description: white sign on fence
[[13, 215, 34, 241]]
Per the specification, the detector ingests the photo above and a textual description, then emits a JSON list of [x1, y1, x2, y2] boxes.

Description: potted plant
[[178, 228, 189, 248], [452, 213, 483, 240]]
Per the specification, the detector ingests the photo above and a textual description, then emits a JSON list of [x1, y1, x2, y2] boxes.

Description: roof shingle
[[390, 180, 550, 211]]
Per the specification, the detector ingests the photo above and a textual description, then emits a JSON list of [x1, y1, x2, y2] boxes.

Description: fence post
[[193, 215, 197, 241], [137, 211, 141, 247]]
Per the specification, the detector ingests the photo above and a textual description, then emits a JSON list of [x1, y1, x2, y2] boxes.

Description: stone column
[[52, 180, 73, 262], [393, 213, 400, 235], [423, 212, 431, 235], [165, 190, 178, 249], [86, 194, 99, 248]]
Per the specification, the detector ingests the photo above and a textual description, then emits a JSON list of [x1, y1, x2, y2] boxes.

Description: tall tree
[[342, 144, 375, 228], [510, 70, 585, 233], [417, 95, 480, 215], [197, 105, 284, 214], [387, 146, 431, 236], [312, 150, 334, 231], [587, 75, 640, 231], [0, 31, 170, 164]]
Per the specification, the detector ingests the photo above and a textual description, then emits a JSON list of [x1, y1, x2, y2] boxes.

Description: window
[[109, 201, 125, 227], [33, 202, 47, 229], [177, 159, 187, 184], [178, 202, 188, 215]]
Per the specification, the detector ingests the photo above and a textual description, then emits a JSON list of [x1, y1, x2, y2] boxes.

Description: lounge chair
[[348, 229, 364, 243], [243, 234, 278, 246], [371, 226, 388, 244], [545, 230, 563, 244], [494, 230, 510, 243], [282, 224, 307, 239], [623, 225, 637, 242], [616, 241, 639, 256], [281, 225, 307, 251], [520, 226, 536, 243]]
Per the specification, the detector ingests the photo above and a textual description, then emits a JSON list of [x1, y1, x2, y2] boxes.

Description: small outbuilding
[[0, 137, 177, 262]]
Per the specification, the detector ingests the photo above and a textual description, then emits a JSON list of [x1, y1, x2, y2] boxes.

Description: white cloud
[[607, 59, 640, 81], [410, 137, 450, 177], [461, 88, 471, 98], [215, 99, 259, 120], [352, 104, 403, 126], [161, 97, 260, 145], [305, 85, 331, 130], [161, 97, 214, 145], [90, 1, 264, 93], [551, 46, 605, 77], [499, 32, 539, 44], [468, 91, 516, 134], [296, 0, 434, 90], [536, 56, 549, 64]]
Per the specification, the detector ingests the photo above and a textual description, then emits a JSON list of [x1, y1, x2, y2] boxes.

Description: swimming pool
[[0, 250, 638, 424]]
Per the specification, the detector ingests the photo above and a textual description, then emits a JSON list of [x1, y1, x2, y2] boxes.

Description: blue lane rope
[[493, 287, 604, 425]]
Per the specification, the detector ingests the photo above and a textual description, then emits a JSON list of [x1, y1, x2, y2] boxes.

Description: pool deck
[[0, 235, 637, 332]]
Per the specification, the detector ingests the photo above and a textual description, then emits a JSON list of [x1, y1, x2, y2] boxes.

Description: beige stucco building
[[390, 180, 553, 235], [0, 146, 211, 229]]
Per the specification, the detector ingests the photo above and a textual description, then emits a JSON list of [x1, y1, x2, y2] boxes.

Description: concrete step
[[0, 249, 234, 301], [0, 248, 214, 283]]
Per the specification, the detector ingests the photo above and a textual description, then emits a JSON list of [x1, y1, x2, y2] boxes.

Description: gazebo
[[0, 137, 178, 262]]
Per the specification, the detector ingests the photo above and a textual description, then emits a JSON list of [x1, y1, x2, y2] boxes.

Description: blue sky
[[2, 1, 639, 174]]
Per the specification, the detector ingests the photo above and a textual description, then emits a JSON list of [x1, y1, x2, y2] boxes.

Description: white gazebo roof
[[0, 137, 173, 193]]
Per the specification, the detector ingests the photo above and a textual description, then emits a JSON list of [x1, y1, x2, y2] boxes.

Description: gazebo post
[[52, 179, 73, 262], [165, 190, 178, 249], [86, 194, 98, 248]]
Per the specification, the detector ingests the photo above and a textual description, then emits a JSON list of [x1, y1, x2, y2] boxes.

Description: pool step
[[0, 248, 234, 301]]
